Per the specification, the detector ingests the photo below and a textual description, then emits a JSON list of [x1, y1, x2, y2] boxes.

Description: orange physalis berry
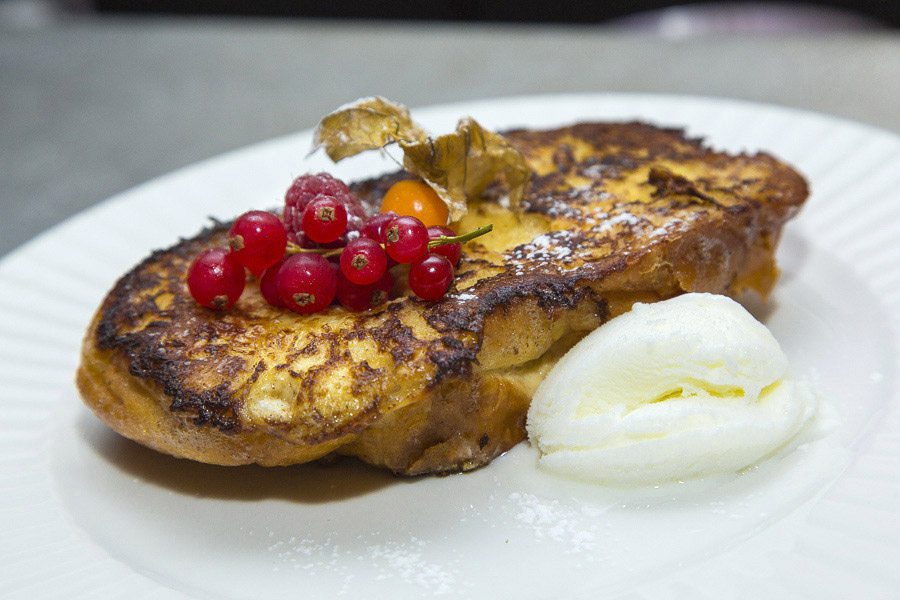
[[380, 180, 449, 227]]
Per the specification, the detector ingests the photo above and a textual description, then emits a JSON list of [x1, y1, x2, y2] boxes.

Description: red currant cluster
[[187, 173, 488, 314]]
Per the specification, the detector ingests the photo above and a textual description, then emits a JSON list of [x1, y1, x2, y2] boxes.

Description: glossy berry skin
[[276, 254, 336, 314], [340, 237, 387, 285], [384, 215, 429, 264], [258, 259, 285, 308], [228, 210, 288, 277], [361, 211, 398, 268], [284, 173, 366, 237], [336, 270, 393, 312], [302, 195, 348, 244], [360, 211, 398, 243], [380, 180, 449, 227], [294, 228, 360, 251], [427, 225, 462, 267], [409, 254, 454, 301], [187, 248, 246, 310]]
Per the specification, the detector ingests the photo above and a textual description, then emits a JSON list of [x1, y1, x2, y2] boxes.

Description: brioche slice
[[77, 122, 807, 475]]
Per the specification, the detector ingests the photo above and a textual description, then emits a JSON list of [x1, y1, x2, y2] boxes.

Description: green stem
[[428, 224, 493, 247], [286, 223, 493, 256], [285, 243, 343, 257]]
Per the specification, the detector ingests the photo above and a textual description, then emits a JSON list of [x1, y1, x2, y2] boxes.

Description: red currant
[[293, 228, 360, 251], [427, 225, 462, 267], [284, 173, 366, 238], [384, 215, 429, 264], [228, 210, 287, 277], [339, 237, 387, 285], [187, 248, 246, 310], [409, 254, 454, 301], [360, 211, 398, 243], [276, 254, 336, 314], [259, 259, 285, 308], [361, 212, 398, 268], [302, 195, 348, 244], [336, 270, 393, 312]]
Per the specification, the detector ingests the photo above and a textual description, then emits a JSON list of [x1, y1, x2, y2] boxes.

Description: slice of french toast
[[76, 122, 807, 475]]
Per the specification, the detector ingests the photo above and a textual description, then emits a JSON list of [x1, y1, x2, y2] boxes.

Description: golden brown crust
[[78, 311, 355, 465], [77, 121, 808, 474]]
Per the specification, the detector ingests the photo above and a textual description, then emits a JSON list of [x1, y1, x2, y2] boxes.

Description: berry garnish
[[259, 259, 285, 308], [302, 195, 348, 244], [340, 237, 387, 285], [228, 210, 288, 277], [380, 180, 449, 227], [189, 167, 493, 314], [384, 215, 429, 264], [276, 254, 337, 314], [409, 254, 454, 301], [361, 211, 398, 243], [187, 248, 246, 310], [284, 173, 366, 237], [427, 225, 461, 266], [336, 270, 393, 312]]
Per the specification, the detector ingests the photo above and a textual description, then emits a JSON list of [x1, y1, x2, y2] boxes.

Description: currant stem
[[428, 224, 493, 247], [286, 223, 493, 256], [286, 243, 343, 257]]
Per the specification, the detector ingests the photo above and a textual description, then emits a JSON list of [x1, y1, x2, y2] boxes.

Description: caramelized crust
[[77, 122, 807, 474]]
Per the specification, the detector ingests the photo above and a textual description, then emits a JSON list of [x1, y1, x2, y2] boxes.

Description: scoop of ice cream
[[526, 293, 816, 485]]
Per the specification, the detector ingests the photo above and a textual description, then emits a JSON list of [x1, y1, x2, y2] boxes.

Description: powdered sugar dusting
[[507, 229, 579, 266], [531, 231, 575, 258], [504, 206, 690, 271], [267, 534, 460, 596], [368, 539, 455, 593], [506, 492, 608, 557], [521, 186, 610, 223], [580, 163, 612, 179], [447, 292, 477, 302], [590, 211, 643, 234]]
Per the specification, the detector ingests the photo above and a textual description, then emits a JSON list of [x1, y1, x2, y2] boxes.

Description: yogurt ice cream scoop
[[526, 293, 817, 484]]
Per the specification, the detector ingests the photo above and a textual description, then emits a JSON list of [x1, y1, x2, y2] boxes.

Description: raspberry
[[283, 173, 366, 240]]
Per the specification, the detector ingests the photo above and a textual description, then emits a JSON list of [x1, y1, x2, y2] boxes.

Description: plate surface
[[2, 94, 899, 599]]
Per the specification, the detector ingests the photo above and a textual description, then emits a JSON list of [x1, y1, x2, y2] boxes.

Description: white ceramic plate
[[2, 94, 899, 600]]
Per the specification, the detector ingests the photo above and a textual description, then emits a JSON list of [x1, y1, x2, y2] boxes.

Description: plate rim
[[2, 92, 900, 599]]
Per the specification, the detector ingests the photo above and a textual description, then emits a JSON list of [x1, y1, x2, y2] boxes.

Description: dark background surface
[[83, 0, 899, 26]]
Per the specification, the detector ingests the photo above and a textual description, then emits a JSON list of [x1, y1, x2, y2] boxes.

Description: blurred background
[[5, 0, 897, 29], [1, 0, 898, 257]]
